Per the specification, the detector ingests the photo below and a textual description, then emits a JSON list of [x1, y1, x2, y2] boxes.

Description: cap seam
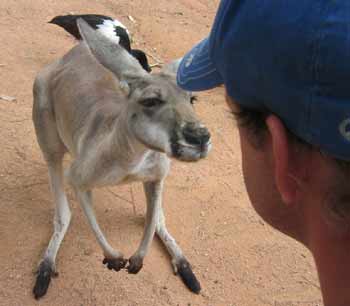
[[177, 67, 218, 85]]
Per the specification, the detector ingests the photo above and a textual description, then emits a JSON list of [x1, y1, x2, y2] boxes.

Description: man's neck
[[308, 209, 350, 306]]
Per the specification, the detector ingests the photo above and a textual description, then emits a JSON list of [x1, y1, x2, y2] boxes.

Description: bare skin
[[226, 94, 350, 306]]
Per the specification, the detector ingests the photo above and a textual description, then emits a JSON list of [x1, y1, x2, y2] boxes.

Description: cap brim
[[177, 38, 223, 92]]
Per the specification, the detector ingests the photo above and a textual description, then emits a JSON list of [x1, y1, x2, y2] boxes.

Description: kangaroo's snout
[[182, 122, 211, 147]]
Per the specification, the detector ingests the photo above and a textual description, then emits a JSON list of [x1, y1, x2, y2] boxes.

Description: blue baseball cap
[[177, 0, 350, 161]]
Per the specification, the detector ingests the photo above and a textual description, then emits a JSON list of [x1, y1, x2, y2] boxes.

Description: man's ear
[[266, 115, 303, 205]]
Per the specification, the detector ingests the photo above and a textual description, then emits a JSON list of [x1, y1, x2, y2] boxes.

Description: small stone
[[0, 95, 16, 102], [128, 15, 136, 23], [84, 249, 92, 256]]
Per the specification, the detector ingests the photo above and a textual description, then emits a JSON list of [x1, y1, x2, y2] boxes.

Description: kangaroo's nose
[[183, 123, 211, 146]]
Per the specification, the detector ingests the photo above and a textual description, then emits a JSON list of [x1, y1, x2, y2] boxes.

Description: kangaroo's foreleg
[[127, 181, 162, 274], [75, 189, 128, 271]]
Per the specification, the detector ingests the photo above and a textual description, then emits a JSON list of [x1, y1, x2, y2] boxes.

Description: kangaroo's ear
[[77, 18, 149, 86]]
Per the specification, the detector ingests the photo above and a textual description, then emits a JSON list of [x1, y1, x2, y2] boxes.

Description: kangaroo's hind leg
[[32, 72, 71, 299], [156, 206, 201, 294]]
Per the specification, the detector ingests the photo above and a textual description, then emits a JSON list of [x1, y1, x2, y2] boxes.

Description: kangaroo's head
[[78, 19, 211, 162]]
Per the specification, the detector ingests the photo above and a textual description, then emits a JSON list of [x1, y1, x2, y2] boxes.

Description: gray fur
[[32, 19, 210, 298]]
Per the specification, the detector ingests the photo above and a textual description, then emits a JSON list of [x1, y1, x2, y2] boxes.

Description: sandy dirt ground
[[0, 1, 323, 305]]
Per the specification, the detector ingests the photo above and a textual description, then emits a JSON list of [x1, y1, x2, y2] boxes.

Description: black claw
[[102, 257, 127, 271], [127, 264, 143, 274], [127, 257, 143, 274], [176, 259, 201, 294], [33, 260, 55, 299]]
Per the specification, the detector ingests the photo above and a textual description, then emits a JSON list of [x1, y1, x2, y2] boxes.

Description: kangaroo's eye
[[139, 98, 165, 108], [190, 96, 198, 105]]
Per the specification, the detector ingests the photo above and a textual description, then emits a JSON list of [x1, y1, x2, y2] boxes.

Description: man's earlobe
[[266, 115, 299, 205]]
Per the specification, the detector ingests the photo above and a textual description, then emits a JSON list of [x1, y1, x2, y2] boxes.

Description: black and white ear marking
[[96, 20, 131, 51], [50, 14, 151, 73], [131, 49, 152, 72], [77, 18, 148, 83]]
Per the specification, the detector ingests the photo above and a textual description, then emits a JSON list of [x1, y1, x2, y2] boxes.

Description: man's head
[[229, 95, 350, 245], [177, 0, 350, 244]]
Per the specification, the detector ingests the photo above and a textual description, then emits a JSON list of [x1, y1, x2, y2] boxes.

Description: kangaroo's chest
[[86, 151, 170, 188], [121, 153, 170, 184]]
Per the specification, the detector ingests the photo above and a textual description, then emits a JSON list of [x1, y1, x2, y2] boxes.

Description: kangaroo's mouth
[[133, 124, 211, 161], [170, 137, 211, 162]]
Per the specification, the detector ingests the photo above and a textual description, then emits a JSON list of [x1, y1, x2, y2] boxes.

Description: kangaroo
[[32, 19, 211, 299]]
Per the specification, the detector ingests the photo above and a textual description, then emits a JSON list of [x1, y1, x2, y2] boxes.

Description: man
[[177, 1, 350, 305]]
